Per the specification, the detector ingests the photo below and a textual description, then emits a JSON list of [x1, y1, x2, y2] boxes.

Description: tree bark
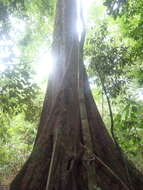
[[10, 0, 143, 190]]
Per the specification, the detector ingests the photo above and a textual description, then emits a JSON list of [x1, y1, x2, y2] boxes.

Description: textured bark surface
[[10, 0, 143, 190]]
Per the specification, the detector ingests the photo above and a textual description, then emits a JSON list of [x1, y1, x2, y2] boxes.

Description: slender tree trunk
[[10, 0, 143, 190]]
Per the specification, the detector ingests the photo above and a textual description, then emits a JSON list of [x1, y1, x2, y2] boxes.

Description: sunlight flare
[[76, 0, 95, 39], [0, 64, 6, 72], [35, 50, 53, 81]]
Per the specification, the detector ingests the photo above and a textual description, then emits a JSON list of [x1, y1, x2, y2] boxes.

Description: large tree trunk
[[10, 0, 143, 190]]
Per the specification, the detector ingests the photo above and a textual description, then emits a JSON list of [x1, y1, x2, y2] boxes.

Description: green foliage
[[0, 60, 42, 181], [85, 12, 143, 171], [0, 61, 42, 180], [104, 0, 143, 56], [113, 97, 143, 170], [0, 0, 55, 24], [0, 114, 37, 180], [1, 65, 35, 115], [104, 0, 127, 17], [0, 0, 50, 181], [85, 23, 131, 98]]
